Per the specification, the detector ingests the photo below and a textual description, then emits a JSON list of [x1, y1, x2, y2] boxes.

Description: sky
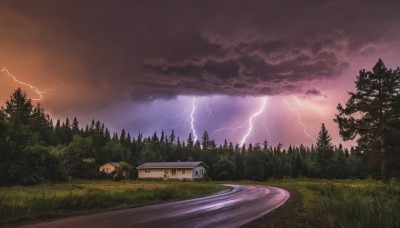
[[1, 0, 400, 147]]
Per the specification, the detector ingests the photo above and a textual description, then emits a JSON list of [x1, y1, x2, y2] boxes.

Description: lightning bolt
[[239, 97, 267, 147], [285, 99, 314, 142], [1, 67, 47, 100], [293, 96, 325, 116], [170, 106, 191, 130], [212, 121, 248, 135], [172, 95, 321, 146], [203, 98, 217, 120], [262, 109, 272, 140], [1, 66, 75, 101], [190, 98, 198, 142], [171, 118, 184, 130]]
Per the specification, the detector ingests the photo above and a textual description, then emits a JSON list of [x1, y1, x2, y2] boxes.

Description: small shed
[[137, 161, 208, 180], [99, 162, 120, 174]]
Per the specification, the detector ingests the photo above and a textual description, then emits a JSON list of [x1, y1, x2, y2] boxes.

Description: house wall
[[193, 165, 206, 179], [138, 168, 195, 180], [138, 165, 206, 180], [99, 163, 117, 174], [138, 168, 165, 179], [168, 168, 193, 180]]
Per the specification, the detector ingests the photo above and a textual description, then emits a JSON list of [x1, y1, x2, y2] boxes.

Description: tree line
[[0, 59, 399, 185]]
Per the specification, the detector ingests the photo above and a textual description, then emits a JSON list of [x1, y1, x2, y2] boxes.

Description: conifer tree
[[72, 117, 80, 135], [187, 133, 194, 148], [335, 59, 400, 179], [120, 129, 126, 144], [202, 131, 210, 150], [0, 88, 49, 184], [63, 118, 73, 144], [316, 123, 334, 178], [31, 104, 53, 144], [169, 129, 176, 144]]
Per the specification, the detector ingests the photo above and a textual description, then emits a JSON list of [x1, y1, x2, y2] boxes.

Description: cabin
[[99, 162, 120, 174], [99, 162, 133, 178], [137, 161, 208, 180]]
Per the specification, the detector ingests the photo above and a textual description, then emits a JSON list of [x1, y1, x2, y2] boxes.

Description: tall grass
[[0, 180, 222, 223], [264, 178, 400, 228], [320, 181, 400, 227]]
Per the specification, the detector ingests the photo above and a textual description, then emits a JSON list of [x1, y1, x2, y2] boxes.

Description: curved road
[[22, 185, 289, 228]]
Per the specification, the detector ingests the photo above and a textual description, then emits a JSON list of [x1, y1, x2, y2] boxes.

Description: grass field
[[2, 179, 399, 227], [240, 178, 400, 228], [0, 180, 223, 223]]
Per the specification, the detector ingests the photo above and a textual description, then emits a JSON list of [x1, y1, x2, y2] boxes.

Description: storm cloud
[[1, 0, 400, 104]]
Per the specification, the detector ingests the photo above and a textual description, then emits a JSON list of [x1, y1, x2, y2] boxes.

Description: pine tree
[[202, 131, 210, 150], [316, 123, 334, 178], [104, 127, 111, 141], [90, 119, 95, 135], [95, 120, 102, 135], [169, 129, 176, 144], [187, 133, 194, 148], [63, 118, 73, 144], [120, 129, 126, 144], [54, 119, 62, 145], [0, 109, 7, 164], [335, 59, 400, 179], [160, 130, 165, 142], [31, 104, 53, 144], [0, 88, 48, 184], [126, 132, 132, 145], [151, 131, 159, 143], [72, 117, 80, 135]]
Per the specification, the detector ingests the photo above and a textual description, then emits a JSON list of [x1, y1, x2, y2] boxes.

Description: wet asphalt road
[[21, 185, 289, 228]]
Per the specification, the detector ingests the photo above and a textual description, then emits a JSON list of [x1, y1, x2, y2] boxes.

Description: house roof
[[137, 161, 208, 169], [108, 162, 120, 167]]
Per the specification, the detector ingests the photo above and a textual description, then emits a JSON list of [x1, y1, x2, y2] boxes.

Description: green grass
[[4, 179, 399, 227], [0, 180, 224, 223], [235, 178, 400, 228]]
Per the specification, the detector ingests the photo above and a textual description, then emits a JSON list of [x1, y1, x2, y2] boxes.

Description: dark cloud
[[204, 60, 240, 79], [143, 33, 350, 97], [305, 89, 322, 96], [1, 0, 400, 105]]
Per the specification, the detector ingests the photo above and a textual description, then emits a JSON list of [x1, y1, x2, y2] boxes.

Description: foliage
[[118, 161, 133, 176], [0, 89, 62, 185], [254, 178, 400, 228], [335, 59, 400, 179], [2, 73, 400, 186], [0, 180, 223, 223], [316, 123, 335, 178]]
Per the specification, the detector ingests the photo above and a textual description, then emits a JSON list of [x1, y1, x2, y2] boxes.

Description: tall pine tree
[[316, 123, 334, 178], [335, 59, 400, 179]]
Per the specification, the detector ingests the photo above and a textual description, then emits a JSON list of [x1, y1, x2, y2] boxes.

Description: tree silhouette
[[316, 123, 334, 178], [335, 59, 400, 179]]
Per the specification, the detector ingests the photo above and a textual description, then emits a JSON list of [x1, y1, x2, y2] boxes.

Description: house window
[[182, 169, 185, 174], [201, 169, 203, 175], [172, 169, 177, 175], [145, 169, 150, 173], [195, 171, 198, 175]]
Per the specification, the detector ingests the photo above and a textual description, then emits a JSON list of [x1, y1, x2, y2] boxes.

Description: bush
[[202, 173, 212, 182], [95, 172, 112, 180], [113, 173, 123, 181]]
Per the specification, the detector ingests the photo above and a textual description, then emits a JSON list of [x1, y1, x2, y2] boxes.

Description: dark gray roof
[[137, 161, 208, 169], [109, 162, 120, 167]]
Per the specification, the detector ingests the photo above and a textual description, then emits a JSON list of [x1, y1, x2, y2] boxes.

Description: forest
[[0, 59, 399, 185]]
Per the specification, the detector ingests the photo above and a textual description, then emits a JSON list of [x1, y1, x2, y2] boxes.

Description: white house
[[137, 161, 208, 180]]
